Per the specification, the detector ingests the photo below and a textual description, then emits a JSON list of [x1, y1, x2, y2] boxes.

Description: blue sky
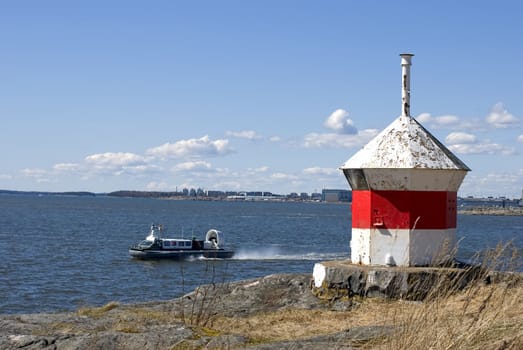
[[1, 0, 522, 198]]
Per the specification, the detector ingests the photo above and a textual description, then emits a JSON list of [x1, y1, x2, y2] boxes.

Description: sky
[[1, 1, 522, 198]]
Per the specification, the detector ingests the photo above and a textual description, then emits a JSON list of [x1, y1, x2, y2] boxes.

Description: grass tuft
[[363, 242, 523, 349], [77, 301, 120, 318]]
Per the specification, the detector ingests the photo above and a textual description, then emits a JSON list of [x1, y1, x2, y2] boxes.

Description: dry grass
[[367, 281, 523, 349], [205, 278, 522, 348], [77, 301, 120, 318], [209, 297, 400, 342], [205, 243, 523, 349], [44, 303, 176, 335], [365, 243, 523, 350]]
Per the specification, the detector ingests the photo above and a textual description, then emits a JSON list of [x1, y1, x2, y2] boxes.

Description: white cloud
[[517, 134, 523, 143], [85, 152, 146, 167], [253, 166, 269, 172], [445, 132, 477, 145], [83, 152, 158, 176], [53, 163, 81, 172], [303, 167, 338, 175], [21, 168, 48, 178], [485, 102, 519, 128], [269, 136, 281, 142], [444, 132, 516, 156], [0, 174, 13, 180], [226, 130, 262, 140], [448, 142, 515, 156], [460, 171, 523, 198], [417, 112, 489, 132], [303, 129, 378, 148], [416, 113, 432, 123], [145, 181, 171, 191], [146, 135, 233, 159], [416, 112, 460, 127], [270, 172, 299, 180], [21, 168, 51, 183], [435, 115, 460, 126], [173, 161, 212, 172], [324, 109, 358, 134]]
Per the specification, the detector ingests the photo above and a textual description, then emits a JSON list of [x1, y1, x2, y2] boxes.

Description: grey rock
[[0, 273, 390, 350], [178, 273, 323, 317], [313, 261, 486, 300]]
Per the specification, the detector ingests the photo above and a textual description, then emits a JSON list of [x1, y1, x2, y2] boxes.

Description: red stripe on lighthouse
[[352, 190, 457, 230]]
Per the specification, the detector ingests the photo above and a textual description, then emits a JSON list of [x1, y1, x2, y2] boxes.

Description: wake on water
[[232, 247, 348, 261]]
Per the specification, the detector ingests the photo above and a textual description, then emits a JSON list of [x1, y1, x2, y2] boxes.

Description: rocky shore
[[1, 272, 521, 350], [0, 274, 374, 350]]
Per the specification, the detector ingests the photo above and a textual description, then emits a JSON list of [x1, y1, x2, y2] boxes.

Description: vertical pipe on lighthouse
[[400, 53, 414, 117]]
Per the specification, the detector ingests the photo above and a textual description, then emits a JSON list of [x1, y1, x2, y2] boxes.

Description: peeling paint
[[340, 116, 470, 171]]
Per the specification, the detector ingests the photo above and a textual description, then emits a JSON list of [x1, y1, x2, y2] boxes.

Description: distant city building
[[226, 191, 284, 201], [311, 192, 322, 201], [322, 189, 352, 203], [458, 196, 521, 208], [288, 192, 299, 199], [206, 190, 226, 198]]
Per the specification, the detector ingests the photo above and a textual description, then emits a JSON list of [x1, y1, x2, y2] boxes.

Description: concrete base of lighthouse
[[312, 260, 480, 301]]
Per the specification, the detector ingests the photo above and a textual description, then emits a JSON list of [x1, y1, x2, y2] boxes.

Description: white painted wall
[[350, 228, 371, 265], [350, 228, 457, 266], [368, 228, 410, 266], [409, 229, 456, 265]]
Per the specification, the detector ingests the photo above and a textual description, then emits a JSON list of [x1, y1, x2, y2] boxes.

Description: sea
[[0, 194, 522, 315]]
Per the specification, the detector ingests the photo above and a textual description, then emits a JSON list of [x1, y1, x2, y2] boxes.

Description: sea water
[[0, 195, 521, 314]]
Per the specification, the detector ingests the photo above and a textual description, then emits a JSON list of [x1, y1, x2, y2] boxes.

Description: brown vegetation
[[202, 243, 523, 349]]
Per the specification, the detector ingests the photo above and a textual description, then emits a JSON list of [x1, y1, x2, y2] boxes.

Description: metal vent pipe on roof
[[400, 53, 414, 117]]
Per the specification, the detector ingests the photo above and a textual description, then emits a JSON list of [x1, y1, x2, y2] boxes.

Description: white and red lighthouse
[[340, 54, 470, 266]]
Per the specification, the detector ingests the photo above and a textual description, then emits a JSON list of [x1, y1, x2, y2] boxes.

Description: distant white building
[[322, 189, 352, 203]]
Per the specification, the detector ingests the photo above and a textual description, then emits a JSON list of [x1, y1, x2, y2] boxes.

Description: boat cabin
[[137, 225, 222, 251], [162, 239, 194, 250]]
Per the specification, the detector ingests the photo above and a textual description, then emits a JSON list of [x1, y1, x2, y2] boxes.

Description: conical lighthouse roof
[[340, 115, 470, 171]]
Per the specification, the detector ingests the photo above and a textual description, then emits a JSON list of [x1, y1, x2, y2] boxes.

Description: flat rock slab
[[312, 260, 481, 300]]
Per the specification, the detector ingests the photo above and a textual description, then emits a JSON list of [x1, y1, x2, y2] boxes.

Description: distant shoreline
[[0, 189, 98, 197], [458, 206, 523, 216], [2, 190, 523, 215]]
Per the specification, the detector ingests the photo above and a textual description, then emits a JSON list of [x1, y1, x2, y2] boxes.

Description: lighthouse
[[340, 54, 470, 267]]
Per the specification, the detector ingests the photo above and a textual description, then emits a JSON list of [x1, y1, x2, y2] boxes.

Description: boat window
[[138, 240, 153, 248]]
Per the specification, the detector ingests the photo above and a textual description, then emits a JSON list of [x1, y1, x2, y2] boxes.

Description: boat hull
[[129, 248, 235, 260]]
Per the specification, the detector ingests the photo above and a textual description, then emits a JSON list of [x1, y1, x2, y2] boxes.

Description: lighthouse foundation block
[[312, 260, 483, 301]]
